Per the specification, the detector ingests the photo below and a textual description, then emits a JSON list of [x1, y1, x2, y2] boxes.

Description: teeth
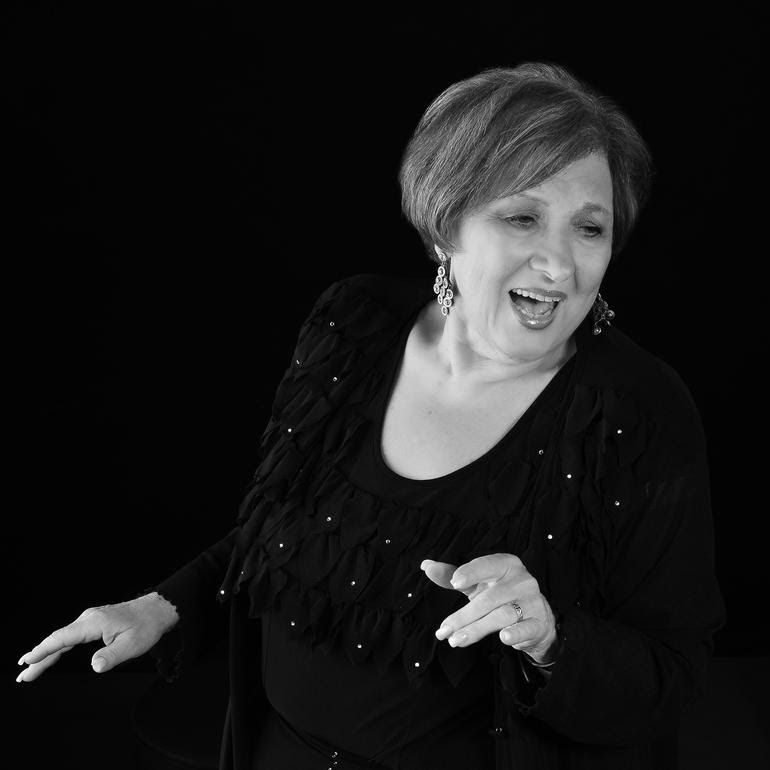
[[510, 288, 560, 303]]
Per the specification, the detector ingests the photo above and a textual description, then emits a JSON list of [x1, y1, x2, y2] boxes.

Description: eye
[[505, 214, 538, 229], [578, 223, 604, 238]]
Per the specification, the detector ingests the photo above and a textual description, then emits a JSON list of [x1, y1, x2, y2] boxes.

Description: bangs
[[470, 108, 609, 212]]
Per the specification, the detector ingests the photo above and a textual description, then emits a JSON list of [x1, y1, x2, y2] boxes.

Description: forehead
[[495, 153, 613, 211], [542, 153, 612, 193]]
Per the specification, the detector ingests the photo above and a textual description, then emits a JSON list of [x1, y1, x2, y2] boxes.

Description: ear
[[433, 244, 446, 261]]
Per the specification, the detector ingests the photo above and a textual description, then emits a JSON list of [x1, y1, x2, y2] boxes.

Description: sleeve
[[499, 387, 727, 748], [143, 527, 238, 682], [142, 277, 357, 683]]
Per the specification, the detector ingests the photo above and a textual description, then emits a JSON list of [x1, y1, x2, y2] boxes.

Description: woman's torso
[[251, 290, 576, 769]]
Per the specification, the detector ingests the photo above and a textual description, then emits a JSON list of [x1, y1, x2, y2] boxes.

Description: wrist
[[142, 591, 180, 634]]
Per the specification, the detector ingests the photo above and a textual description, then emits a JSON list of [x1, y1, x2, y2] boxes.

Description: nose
[[527, 233, 575, 284]]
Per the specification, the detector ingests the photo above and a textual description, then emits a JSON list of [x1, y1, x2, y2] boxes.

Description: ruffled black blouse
[[151, 273, 725, 770], [253, 293, 574, 768]]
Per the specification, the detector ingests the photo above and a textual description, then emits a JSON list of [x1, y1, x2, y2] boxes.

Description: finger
[[420, 560, 457, 590], [448, 612, 541, 651], [90, 629, 146, 673], [421, 559, 492, 601], [448, 553, 524, 590], [497, 618, 542, 650], [21, 615, 103, 666], [437, 590, 533, 640], [436, 573, 539, 638], [16, 646, 73, 683]]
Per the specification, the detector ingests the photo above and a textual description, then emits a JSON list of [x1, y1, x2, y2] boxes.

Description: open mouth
[[508, 288, 565, 327]]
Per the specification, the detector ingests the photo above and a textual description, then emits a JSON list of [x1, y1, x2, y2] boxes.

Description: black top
[[254, 295, 575, 768], [150, 273, 725, 770]]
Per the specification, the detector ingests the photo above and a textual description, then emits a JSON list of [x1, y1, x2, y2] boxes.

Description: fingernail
[[17, 655, 26, 666], [500, 631, 512, 643], [450, 576, 465, 589], [448, 633, 467, 647], [16, 671, 25, 683], [92, 657, 106, 673], [435, 625, 451, 640]]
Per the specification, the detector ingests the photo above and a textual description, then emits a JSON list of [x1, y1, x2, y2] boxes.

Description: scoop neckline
[[372, 298, 576, 486]]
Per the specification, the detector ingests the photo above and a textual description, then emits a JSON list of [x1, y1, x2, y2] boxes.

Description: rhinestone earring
[[433, 251, 454, 317], [591, 293, 615, 335]]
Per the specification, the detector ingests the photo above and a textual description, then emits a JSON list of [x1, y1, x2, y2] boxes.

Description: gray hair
[[398, 62, 653, 260]]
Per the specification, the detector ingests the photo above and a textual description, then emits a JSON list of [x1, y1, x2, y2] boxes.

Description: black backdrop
[[8, 5, 767, 690]]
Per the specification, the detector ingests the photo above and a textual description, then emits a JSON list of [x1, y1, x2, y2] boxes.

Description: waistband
[[270, 707, 391, 770]]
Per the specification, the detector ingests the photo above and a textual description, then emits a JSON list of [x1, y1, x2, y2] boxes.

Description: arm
[[145, 526, 239, 681], [500, 433, 725, 747], [144, 278, 359, 680]]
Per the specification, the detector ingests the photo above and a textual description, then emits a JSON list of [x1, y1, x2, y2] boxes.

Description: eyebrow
[[510, 193, 612, 218]]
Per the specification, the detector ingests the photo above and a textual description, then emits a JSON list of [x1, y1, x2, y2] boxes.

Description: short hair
[[398, 62, 653, 260]]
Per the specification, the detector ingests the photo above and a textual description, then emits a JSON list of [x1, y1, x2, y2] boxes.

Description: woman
[[16, 63, 725, 769]]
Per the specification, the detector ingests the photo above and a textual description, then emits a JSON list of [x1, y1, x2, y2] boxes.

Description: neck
[[424, 300, 575, 395]]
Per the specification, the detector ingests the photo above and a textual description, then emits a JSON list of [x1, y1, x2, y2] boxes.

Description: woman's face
[[446, 152, 614, 365]]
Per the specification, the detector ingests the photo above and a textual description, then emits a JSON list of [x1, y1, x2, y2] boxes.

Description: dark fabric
[[150, 273, 726, 770], [252, 317, 574, 768]]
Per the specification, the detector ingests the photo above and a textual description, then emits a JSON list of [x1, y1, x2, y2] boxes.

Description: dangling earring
[[433, 250, 454, 317], [591, 293, 615, 335]]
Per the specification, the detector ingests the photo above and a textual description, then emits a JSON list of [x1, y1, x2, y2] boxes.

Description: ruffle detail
[[215, 278, 453, 688], [215, 276, 553, 690], [521, 332, 659, 621], [214, 275, 671, 691], [225, 456, 521, 690]]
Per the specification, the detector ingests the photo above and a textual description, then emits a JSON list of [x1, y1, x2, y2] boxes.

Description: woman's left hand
[[420, 553, 558, 663]]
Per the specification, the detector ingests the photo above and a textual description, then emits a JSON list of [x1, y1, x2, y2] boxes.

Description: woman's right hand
[[16, 592, 180, 683]]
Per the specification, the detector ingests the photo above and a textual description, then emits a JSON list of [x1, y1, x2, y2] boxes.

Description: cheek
[[576, 254, 611, 294], [455, 257, 503, 300]]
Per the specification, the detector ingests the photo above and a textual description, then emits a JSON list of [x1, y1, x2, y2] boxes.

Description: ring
[[509, 602, 523, 623]]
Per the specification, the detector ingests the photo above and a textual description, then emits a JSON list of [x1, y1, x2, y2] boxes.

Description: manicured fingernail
[[450, 576, 466, 589], [435, 625, 451, 640], [500, 631, 512, 643], [16, 671, 25, 683], [92, 657, 106, 673], [448, 633, 467, 647], [17, 656, 26, 666]]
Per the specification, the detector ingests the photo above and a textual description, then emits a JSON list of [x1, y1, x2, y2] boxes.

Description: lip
[[508, 290, 562, 329], [510, 287, 568, 301]]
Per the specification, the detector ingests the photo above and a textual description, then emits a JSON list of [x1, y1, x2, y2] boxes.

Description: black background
[[6, 0, 766, 741]]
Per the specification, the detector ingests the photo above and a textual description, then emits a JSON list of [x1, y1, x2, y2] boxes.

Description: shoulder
[[289, 273, 431, 370], [306, 272, 429, 329], [575, 321, 705, 450], [318, 272, 427, 311]]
